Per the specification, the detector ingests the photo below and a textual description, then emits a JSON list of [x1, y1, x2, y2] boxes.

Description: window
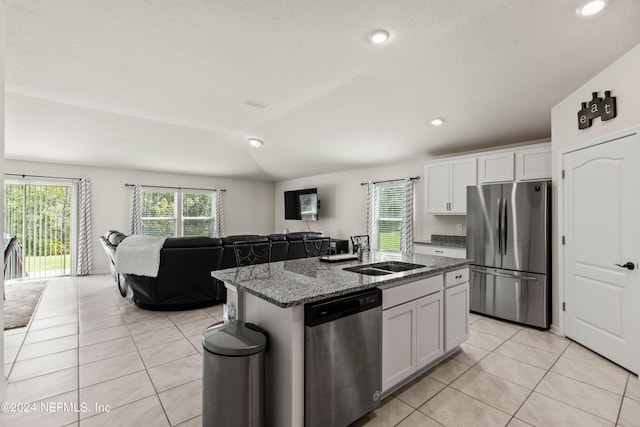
[[141, 190, 214, 237], [366, 179, 415, 253], [4, 180, 73, 280], [182, 192, 214, 236], [377, 184, 404, 251]]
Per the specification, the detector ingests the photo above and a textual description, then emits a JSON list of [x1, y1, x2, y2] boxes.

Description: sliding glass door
[[4, 180, 74, 281]]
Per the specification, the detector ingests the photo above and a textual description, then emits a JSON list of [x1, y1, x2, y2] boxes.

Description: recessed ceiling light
[[577, 0, 607, 17], [248, 138, 264, 148], [430, 118, 444, 126], [370, 29, 390, 44]]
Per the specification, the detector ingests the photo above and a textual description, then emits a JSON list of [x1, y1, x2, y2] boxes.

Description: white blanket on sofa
[[115, 235, 167, 277]]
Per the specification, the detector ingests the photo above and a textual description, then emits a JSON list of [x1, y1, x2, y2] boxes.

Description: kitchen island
[[211, 251, 470, 427]]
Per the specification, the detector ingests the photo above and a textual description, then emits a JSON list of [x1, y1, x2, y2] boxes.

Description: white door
[[563, 131, 640, 374]]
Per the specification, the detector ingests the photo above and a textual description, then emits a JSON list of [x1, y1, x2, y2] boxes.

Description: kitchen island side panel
[[244, 291, 305, 427]]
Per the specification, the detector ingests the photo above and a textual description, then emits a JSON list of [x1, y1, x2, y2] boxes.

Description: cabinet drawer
[[382, 275, 442, 310], [414, 245, 466, 259], [445, 268, 469, 288]]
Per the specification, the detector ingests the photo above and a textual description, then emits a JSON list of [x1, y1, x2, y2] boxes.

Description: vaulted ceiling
[[5, 1, 640, 180]]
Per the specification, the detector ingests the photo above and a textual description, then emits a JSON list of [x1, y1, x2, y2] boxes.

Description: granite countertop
[[211, 251, 469, 308], [414, 234, 466, 248]]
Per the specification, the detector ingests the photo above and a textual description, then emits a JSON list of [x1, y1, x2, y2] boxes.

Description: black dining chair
[[233, 240, 272, 266], [350, 235, 370, 253], [302, 237, 330, 258]]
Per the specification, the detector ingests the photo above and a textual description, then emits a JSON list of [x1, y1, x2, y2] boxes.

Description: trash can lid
[[202, 320, 267, 356]]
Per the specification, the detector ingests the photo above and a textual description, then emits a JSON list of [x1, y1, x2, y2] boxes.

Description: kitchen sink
[[343, 261, 426, 276], [368, 261, 426, 272], [343, 266, 392, 276]]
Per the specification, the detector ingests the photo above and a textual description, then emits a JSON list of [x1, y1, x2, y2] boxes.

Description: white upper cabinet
[[515, 145, 552, 181], [425, 142, 550, 215], [424, 162, 450, 214], [424, 157, 476, 215], [477, 151, 515, 183]]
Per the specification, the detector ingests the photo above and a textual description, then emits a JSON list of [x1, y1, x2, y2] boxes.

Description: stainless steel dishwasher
[[304, 288, 382, 427]]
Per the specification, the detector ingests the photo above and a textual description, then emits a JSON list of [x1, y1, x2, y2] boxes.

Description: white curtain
[[214, 189, 225, 238], [77, 178, 93, 276], [130, 184, 142, 235], [365, 182, 378, 251], [400, 178, 414, 253]]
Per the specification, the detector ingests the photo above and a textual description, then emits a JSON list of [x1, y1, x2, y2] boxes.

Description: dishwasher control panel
[[304, 288, 382, 327]]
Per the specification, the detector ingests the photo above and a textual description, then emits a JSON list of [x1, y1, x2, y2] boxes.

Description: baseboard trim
[[549, 324, 562, 336]]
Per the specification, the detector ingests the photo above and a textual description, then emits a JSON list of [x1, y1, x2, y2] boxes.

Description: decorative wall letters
[[578, 90, 617, 130]]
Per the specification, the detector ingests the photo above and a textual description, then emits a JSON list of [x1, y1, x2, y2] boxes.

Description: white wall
[[550, 42, 640, 330], [273, 158, 466, 245], [1, 0, 6, 385], [4, 160, 276, 274]]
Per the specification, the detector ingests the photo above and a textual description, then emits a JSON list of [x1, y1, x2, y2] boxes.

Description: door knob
[[614, 262, 635, 270]]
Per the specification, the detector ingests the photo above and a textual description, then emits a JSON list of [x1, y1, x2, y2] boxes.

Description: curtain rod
[[5, 173, 81, 181], [124, 183, 227, 192], [360, 176, 420, 186]]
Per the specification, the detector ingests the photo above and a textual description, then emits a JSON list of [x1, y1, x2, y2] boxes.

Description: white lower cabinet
[[416, 292, 445, 369], [445, 282, 469, 351], [381, 291, 444, 392], [382, 300, 417, 392], [381, 276, 444, 393]]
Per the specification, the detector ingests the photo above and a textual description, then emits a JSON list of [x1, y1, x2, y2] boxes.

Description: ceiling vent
[[243, 99, 268, 109]]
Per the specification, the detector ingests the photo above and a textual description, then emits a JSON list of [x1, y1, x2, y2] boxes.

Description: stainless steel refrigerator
[[466, 180, 551, 329]]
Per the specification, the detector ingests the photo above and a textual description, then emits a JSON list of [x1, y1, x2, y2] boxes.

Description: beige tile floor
[[0, 274, 638, 426]]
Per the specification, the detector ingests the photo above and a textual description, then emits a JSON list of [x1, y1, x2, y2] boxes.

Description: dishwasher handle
[[305, 288, 382, 327]]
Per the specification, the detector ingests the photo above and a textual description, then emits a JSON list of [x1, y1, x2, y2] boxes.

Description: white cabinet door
[[416, 292, 444, 369], [477, 152, 515, 183], [449, 158, 477, 213], [516, 145, 551, 181], [382, 301, 416, 392], [424, 162, 450, 214], [445, 282, 469, 351], [425, 158, 476, 214]]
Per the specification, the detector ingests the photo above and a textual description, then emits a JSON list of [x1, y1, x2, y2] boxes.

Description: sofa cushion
[[164, 236, 222, 248], [285, 232, 323, 241], [268, 234, 287, 241], [221, 235, 268, 245]]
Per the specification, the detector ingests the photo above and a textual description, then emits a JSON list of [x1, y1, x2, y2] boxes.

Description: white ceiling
[[5, 1, 640, 181]]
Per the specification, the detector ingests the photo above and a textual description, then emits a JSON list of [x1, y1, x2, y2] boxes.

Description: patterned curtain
[[365, 182, 378, 251], [77, 178, 93, 276], [130, 184, 142, 235], [214, 189, 225, 238], [401, 178, 414, 253]]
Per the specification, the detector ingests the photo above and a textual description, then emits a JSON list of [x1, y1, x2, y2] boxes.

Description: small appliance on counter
[[466, 180, 551, 329]]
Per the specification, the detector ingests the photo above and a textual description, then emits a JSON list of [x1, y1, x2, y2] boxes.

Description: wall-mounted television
[[284, 188, 318, 221]]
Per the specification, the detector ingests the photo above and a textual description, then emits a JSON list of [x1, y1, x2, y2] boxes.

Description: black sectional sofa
[[100, 230, 328, 310]]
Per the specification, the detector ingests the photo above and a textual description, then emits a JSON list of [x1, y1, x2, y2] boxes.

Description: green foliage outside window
[[377, 185, 404, 252], [141, 191, 214, 237], [4, 183, 71, 257], [141, 191, 176, 237]]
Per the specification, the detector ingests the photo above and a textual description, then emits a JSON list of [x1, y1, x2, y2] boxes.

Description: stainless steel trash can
[[202, 320, 267, 427]]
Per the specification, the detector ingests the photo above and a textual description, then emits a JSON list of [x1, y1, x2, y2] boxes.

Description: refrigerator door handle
[[515, 279, 521, 321], [502, 198, 508, 255], [496, 198, 502, 256], [471, 268, 538, 281]]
